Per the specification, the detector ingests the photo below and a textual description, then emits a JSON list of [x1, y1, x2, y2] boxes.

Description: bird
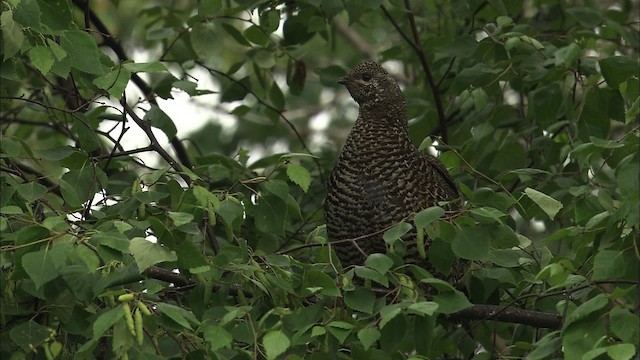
[[325, 61, 459, 277]]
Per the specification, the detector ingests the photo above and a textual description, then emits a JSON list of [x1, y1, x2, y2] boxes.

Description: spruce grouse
[[325, 61, 459, 274]]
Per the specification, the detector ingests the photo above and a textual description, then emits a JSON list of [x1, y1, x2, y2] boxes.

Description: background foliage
[[1, 0, 638, 359]]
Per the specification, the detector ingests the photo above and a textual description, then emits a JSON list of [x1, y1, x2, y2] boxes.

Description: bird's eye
[[361, 72, 372, 81]]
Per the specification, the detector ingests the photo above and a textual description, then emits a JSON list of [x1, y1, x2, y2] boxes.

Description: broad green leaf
[[564, 294, 608, 328], [15, 182, 47, 202], [60, 30, 104, 74], [408, 301, 439, 317], [357, 327, 381, 350], [379, 304, 402, 328], [93, 67, 131, 98], [175, 239, 208, 271], [9, 321, 55, 353], [168, 212, 194, 226], [77, 306, 123, 353], [286, 164, 311, 193], [344, 287, 375, 314], [433, 290, 472, 314], [382, 221, 412, 244], [123, 61, 168, 73], [263, 330, 290, 359], [129, 237, 177, 272], [22, 249, 60, 289], [245, 26, 270, 46], [606, 344, 636, 360], [364, 253, 394, 274], [527, 332, 562, 360], [199, 0, 222, 16], [592, 250, 627, 280], [599, 56, 638, 88], [203, 324, 232, 351], [191, 22, 218, 59], [451, 226, 490, 261], [91, 231, 129, 253], [60, 166, 107, 208], [133, 191, 169, 203], [302, 270, 340, 297], [28, 45, 54, 75], [327, 321, 353, 343], [524, 187, 563, 220], [1, 10, 24, 60], [610, 307, 639, 344], [414, 206, 445, 228], [264, 179, 289, 202], [253, 49, 280, 68], [156, 303, 198, 330], [144, 105, 177, 140]]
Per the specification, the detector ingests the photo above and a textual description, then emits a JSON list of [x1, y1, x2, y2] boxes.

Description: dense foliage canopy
[[1, 0, 638, 359]]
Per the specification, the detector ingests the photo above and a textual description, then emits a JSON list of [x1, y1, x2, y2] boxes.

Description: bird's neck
[[357, 101, 408, 131]]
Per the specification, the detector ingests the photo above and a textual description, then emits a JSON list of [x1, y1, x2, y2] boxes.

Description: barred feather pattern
[[325, 61, 459, 276]]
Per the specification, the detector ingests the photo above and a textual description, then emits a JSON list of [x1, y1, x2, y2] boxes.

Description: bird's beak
[[337, 76, 348, 85]]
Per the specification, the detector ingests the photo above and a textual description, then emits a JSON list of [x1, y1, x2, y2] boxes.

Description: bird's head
[[337, 61, 404, 111]]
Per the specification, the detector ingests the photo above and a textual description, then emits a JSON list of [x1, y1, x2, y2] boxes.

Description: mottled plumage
[[325, 61, 459, 274]]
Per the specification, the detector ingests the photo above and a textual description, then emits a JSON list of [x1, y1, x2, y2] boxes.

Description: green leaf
[[264, 179, 289, 202], [28, 45, 54, 75], [527, 332, 562, 360], [144, 105, 177, 140], [327, 321, 354, 343], [122, 61, 169, 72], [22, 249, 60, 289], [263, 330, 290, 359], [9, 321, 55, 352], [610, 307, 639, 343], [364, 253, 394, 274], [15, 182, 47, 202], [168, 212, 194, 227], [60, 166, 107, 208], [253, 49, 281, 68], [592, 250, 627, 280], [524, 187, 563, 220], [302, 270, 340, 297], [199, 0, 222, 16], [432, 290, 472, 314], [93, 67, 131, 98], [156, 303, 198, 330], [1, 10, 24, 60], [379, 304, 402, 328], [133, 190, 169, 203], [221, 23, 250, 46], [598, 56, 638, 89], [286, 164, 311, 192], [244, 25, 270, 46], [191, 22, 218, 59], [606, 343, 636, 360], [220, 76, 250, 102], [344, 287, 375, 314], [564, 294, 608, 328], [93, 304, 124, 341], [203, 324, 232, 351], [357, 327, 381, 350], [93, 231, 130, 253], [382, 221, 412, 244], [451, 226, 490, 261], [146, 27, 175, 40], [60, 30, 104, 74], [129, 237, 177, 272], [414, 206, 445, 228], [408, 301, 439, 317]]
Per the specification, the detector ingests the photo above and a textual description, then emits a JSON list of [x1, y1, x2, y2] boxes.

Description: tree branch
[[380, 4, 449, 143], [450, 304, 562, 329], [71, 0, 194, 170]]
